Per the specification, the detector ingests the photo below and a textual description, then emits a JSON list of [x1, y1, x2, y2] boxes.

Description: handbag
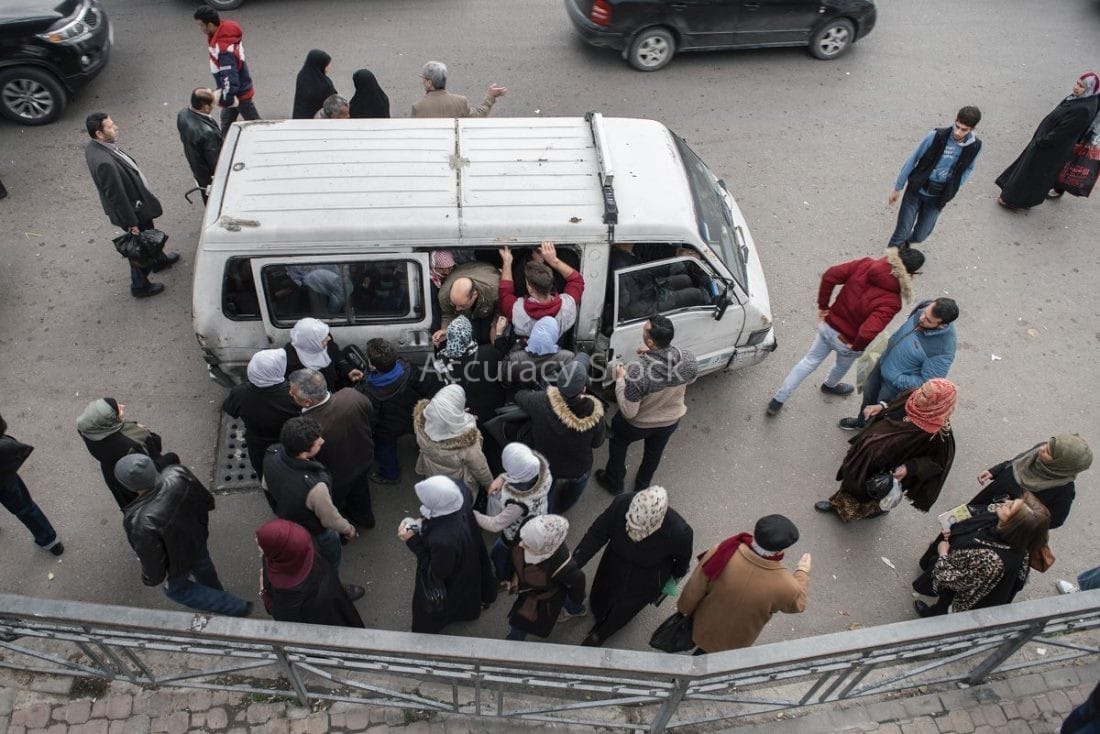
[[1055, 126, 1100, 197], [1029, 544, 1055, 573], [864, 470, 896, 501], [649, 612, 695, 653]]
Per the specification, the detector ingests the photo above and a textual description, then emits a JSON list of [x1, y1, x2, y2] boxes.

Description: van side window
[[222, 257, 261, 321], [260, 260, 424, 328], [616, 257, 720, 323]]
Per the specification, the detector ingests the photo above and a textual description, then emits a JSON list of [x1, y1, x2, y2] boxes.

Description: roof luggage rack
[[585, 111, 618, 226]]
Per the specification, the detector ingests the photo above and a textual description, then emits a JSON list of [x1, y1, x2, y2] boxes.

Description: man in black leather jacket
[[116, 455, 251, 616], [176, 88, 223, 205]]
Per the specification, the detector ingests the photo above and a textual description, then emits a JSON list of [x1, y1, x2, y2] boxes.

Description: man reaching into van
[[499, 242, 585, 340], [433, 261, 502, 347]]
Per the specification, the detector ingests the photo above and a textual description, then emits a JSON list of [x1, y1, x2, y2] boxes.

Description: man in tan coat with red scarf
[[677, 515, 811, 654]]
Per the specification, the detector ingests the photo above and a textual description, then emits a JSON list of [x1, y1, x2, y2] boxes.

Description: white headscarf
[[502, 442, 540, 484], [626, 486, 669, 542], [415, 476, 464, 519], [520, 515, 569, 564], [289, 318, 332, 370], [423, 385, 478, 442], [247, 349, 288, 388]]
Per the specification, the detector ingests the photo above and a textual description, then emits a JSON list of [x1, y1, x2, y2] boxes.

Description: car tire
[[0, 66, 66, 126], [627, 27, 676, 71], [206, 0, 244, 9], [808, 17, 855, 60]]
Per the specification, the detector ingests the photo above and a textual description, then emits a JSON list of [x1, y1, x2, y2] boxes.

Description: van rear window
[[260, 260, 424, 328]]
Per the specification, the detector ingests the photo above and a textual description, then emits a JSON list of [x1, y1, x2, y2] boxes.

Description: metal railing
[[0, 591, 1097, 732]]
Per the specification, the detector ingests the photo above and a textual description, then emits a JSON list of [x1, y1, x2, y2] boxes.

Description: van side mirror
[[714, 286, 732, 321]]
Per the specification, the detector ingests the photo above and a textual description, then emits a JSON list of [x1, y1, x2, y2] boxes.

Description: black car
[[0, 0, 112, 125], [566, 0, 876, 71]]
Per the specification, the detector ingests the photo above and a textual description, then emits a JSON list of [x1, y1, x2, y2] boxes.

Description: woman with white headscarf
[[500, 316, 575, 393], [436, 315, 506, 424], [506, 514, 586, 640], [997, 71, 1100, 209], [398, 476, 496, 633], [474, 442, 553, 582], [222, 349, 300, 483], [572, 486, 694, 646], [413, 385, 494, 492], [282, 317, 363, 392]]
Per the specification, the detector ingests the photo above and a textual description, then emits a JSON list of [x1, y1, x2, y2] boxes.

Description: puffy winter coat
[[818, 250, 913, 351], [412, 400, 494, 490], [878, 302, 957, 392]]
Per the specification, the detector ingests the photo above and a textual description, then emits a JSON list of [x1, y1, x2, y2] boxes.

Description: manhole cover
[[214, 412, 261, 493]]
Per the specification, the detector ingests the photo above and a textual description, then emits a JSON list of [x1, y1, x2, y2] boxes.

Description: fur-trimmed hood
[[502, 449, 553, 499], [413, 400, 482, 450], [546, 387, 604, 432], [882, 248, 914, 304]]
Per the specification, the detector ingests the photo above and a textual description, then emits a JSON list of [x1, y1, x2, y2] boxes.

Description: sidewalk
[[1, 658, 1095, 734]]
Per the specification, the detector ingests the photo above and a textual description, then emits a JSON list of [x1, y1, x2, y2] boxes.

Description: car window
[[222, 257, 260, 321], [616, 257, 720, 324], [260, 260, 424, 327]]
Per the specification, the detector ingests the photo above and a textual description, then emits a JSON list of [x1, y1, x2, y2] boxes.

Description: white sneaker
[[1056, 580, 1078, 595]]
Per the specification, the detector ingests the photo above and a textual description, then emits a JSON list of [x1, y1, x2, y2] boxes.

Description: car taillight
[[589, 0, 612, 26]]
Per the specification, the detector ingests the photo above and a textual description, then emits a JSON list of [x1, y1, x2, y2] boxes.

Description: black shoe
[[131, 283, 165, 298], [369, 472, 399, 485], [47, 542, 65, 556], [913, 600, 931, 618], [593, 469, 622, 496], [814, 500, 835, 513], [344, 584, 366, 602], [240, 601, 254, 618], [821, 382, 854, 396], [152, 252, 181, 273], [838, 417, 863, 431], [766, 398, 783, 416]]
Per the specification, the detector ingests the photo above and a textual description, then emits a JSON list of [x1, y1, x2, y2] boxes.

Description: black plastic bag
[[112, 229, 168, 268], [649, 612, 694, 653]]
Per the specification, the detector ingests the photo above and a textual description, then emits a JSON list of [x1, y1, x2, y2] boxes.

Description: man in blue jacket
[[888, 107, 981, 248], [839, 298, 959, 431]]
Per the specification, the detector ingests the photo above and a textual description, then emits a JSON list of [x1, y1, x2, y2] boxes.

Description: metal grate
[[213, 412, 260, 493]]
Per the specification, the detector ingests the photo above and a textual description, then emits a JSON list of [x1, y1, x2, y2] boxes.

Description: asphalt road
[[1, 0, 1098, 651]]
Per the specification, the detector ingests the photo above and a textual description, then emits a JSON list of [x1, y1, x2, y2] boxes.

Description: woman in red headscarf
[[256, 519, 364, 628], [817, 378, 958, 522]]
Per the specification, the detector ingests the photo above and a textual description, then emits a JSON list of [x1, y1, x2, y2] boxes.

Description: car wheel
[[809, 18, 855, 60], [628, 27, 676, 71], [0, 67, 66, 125], [206, 0, 244, 9]]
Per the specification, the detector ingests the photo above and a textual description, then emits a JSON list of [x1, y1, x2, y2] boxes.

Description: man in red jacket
[[194, 5, 260, 135], [766, 248, 923, 416]]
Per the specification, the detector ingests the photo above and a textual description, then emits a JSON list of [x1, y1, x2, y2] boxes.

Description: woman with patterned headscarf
[[435, 315, 506, 424], [967, 434, 1092, 530], [572, 486, 694, 646], [506, 514, 587, 640], [997, 72, 1100, 209], [818, 378, 958, 522]]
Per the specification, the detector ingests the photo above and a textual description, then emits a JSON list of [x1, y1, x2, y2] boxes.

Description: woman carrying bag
[[506, 515, 586, 641]]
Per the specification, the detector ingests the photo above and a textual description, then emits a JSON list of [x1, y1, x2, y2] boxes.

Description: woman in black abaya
[[349, 68, 390, 119], [292, 49, 337, 119]]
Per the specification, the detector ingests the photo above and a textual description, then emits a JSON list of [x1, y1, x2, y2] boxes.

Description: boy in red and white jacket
[[498, 241, 585, 339], [194, 5, 260, 134]]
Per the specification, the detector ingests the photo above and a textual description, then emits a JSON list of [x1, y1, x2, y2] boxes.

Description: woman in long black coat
[[573, 486, 693, 646], [76, 398, 179, 510], [996, 72, 1100, 209], [967, 433, 1091, 530], [292, 49, 337, 119], [400, 476, 496, 634], [257, 519, 364, 628], [282, 317, 363, 391], [222, 349, 300, 482], [348, 68, 390, 119]]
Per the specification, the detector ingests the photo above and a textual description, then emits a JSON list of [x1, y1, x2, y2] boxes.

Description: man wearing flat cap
[[116, 455, 251, 616], [677, 515, 811, 653]]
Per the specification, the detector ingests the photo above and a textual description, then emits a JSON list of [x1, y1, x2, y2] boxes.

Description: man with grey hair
[[315, 94, 350, 120], [411, 60, 507, 118], [289, 368, 377, 528]]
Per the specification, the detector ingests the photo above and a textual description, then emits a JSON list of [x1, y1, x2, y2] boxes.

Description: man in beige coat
[[411, 61, 507, 118], [678, 515, 811, 653]]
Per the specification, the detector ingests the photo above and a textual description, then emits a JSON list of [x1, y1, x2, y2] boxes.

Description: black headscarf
[[349, 68, 390, 119], [292, 49, 336, 119]]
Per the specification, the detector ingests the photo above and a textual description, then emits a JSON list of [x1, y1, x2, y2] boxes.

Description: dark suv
[[0, 0, 112, 125], [566, 0, 876, 71]]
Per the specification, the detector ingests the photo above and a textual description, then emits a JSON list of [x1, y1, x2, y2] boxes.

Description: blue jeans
[[853, 363, 902, 427], [889, 188, 942, 246], [0, 473, 59, 549], [163, 550, 250, 616], [373, 435, 400, 481], [490, 536, 514, 582], [1078, 566, 1100, 592], [551, 471, 591, 514], [773, 321, 862, 403], [313, 529, 342, 572], [506, 595, 584, 641], [604, 413, 678, 494]]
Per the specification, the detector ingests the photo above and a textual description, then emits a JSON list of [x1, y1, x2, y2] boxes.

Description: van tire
[[0, 66, 66, 125], [627, 27, 676, 71]]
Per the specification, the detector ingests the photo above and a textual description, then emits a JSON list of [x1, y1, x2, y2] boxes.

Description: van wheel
[[206, 0, 244, 9], [0, 67, 66, 125], [628, 27, 676, 71], [809, 18, 855, 59]]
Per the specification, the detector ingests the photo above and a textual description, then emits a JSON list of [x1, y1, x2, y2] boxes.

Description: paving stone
[[66, 701, 92, 725], [980, 703, 1009, 727], [119, 713, 152, 734], [165, 711, 189, 734], [1041, 668, 1080, 690], [188, 690, 213, 713], [285, 707, 311, 721], [27, 677, 74, 695], [206, 708, 229, 729], [1004, 721, 1032, 734], [91, 699, 108, 719], [81, 720, 110, 734], [12, 708, 27, 727], [328, 713, 345, 728], [1014, 697, 1039, 719], [105, 696, 132, 721], [1033, 694, 1055, 714], [1007, 675, 1047, 698], [260, 720, 290, 734], [970, 727, 997, 734], [900, 716, 939, 734], [866, 700, 911, 723], [937, 710, 975, 733], [901, 696, 944, 719], [10, 726, 27, 734], [22, 704, 50, 729], [343, 709, 370, 730], [1046, 690, 1074, 715], [876, 725, 903, 734]]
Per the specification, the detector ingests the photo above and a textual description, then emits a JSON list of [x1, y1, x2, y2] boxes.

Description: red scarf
[[700, 533, 784, 581]]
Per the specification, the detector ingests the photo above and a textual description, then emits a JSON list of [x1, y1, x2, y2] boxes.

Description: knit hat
[[502, 442, 540, 484], [904, 378, 957, 434], [114, 454, 158, 493], [899, 248, 925, 274], [753, 514, 799, 552], [556, 353, 590, 400], [442, 316, 476, 359], [520, 514, 569, 564], [525, 317, 560, 356]]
